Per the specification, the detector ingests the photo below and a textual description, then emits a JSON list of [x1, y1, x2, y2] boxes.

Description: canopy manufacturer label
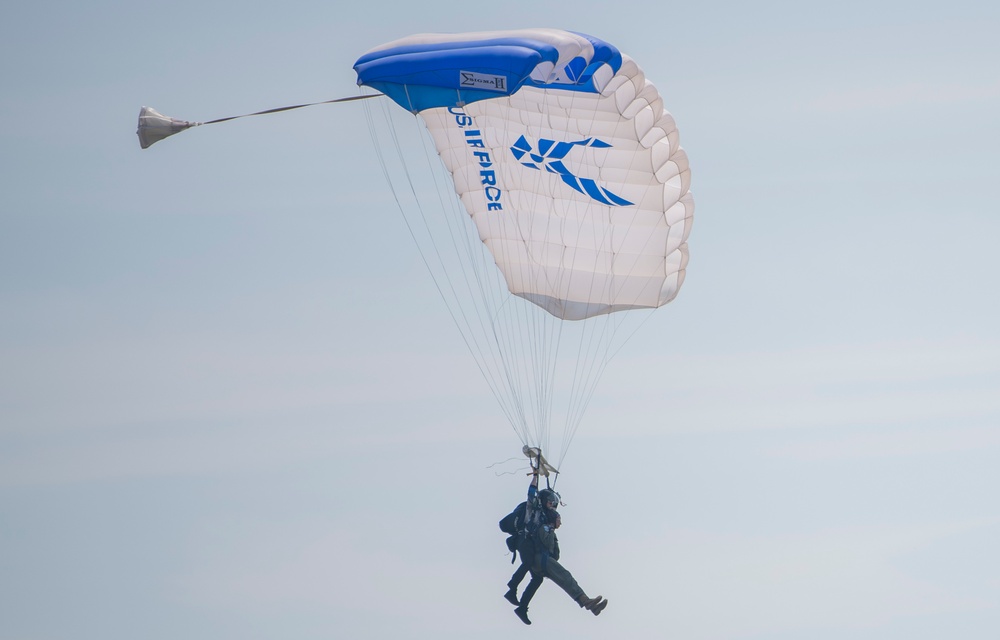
[[459, 71, 507, 92]]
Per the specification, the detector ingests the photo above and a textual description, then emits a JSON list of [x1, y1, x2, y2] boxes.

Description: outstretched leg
[[534, 555, 609, 616], [535, 555, 584, 601]]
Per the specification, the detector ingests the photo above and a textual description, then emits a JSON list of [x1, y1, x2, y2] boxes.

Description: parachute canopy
[[355, 30, 693, 468], [355, 29, 693, 321]]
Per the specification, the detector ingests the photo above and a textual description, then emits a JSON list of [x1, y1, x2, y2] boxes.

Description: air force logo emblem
[[510, 135, 633, 207]]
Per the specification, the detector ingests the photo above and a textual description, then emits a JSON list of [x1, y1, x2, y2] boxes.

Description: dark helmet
[[538, 488, 561, 509]]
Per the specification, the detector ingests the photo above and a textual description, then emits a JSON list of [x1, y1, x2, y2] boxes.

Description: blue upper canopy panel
[[354, 29, 623, 112]]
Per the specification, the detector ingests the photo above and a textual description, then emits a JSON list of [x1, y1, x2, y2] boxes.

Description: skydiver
[[504, 467, 608, 624], [503, 498, 549, 624]]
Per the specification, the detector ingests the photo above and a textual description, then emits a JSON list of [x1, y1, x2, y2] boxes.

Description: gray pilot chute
[[136, 107, 200, 149], [136, 95, 382, 149]]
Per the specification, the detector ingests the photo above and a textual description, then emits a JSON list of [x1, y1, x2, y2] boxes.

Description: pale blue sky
[[2, 1, 999, 638]]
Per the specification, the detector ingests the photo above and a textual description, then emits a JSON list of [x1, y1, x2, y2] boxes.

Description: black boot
[[503, 588, 519, 606], [514, 606, 531, 625]]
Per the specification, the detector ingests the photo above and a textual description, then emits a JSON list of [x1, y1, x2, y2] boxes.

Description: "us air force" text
[[448, 106, 503, 212]]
